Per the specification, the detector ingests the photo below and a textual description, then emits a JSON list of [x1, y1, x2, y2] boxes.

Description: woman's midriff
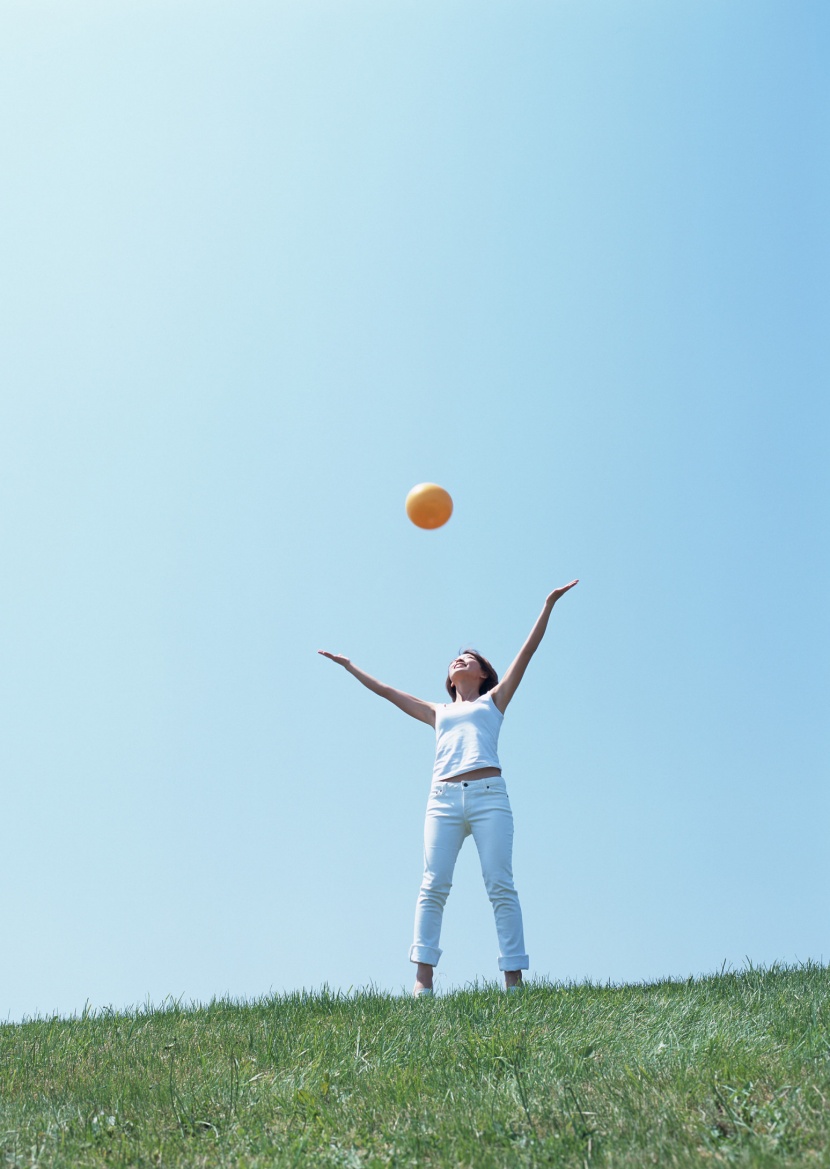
[[442, 766, 502, 783]]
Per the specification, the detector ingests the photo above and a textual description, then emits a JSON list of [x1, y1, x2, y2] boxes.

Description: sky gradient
[[2, 0, 828, 1021]]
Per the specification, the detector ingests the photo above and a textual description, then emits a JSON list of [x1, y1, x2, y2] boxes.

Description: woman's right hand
[[317, 651, 435, 725], [317, 650, 351, 667]]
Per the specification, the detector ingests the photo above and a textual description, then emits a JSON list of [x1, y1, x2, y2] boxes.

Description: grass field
[[2, 964, 828, 1167]]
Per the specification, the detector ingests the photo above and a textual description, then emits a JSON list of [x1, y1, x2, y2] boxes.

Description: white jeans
[[409, 775, 529, 972]]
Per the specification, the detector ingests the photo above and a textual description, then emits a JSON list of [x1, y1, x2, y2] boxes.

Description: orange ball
[[405, 483, 453, 529]]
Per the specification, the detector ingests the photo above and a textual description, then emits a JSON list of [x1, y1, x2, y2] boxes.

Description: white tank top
[[432, 693, 504, 780]]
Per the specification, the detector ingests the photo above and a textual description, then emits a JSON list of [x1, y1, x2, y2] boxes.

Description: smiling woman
[[318, 579, 578, 996]]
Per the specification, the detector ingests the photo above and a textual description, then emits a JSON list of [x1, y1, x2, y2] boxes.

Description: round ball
[[405, 483, 453, 530]]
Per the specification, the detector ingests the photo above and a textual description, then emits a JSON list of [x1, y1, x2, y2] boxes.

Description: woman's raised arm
[[317, 652, 437, 726], [490, 580, 579, 713]]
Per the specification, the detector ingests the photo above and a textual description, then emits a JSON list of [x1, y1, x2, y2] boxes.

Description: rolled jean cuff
[[498, 954, 529, 972], [410, 944, 442, 966]]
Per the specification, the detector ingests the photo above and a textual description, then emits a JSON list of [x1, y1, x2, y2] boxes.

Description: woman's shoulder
[[484, 690, 505, 715]]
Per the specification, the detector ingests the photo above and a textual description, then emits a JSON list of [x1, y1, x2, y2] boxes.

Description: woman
[[319, 579, 578, 995]]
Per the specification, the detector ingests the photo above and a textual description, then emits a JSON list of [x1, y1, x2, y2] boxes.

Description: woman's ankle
[[504, 970, 523, 989], [415, 962, 434, 990]]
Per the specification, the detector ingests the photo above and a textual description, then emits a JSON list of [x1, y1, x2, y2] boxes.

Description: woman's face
[[448, 652, 486, 687]]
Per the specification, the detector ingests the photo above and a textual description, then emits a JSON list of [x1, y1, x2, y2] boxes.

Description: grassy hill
[[2, 964, 828, 1167]]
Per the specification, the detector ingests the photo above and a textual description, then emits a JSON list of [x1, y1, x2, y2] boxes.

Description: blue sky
[[2, 0, 828, 1021]]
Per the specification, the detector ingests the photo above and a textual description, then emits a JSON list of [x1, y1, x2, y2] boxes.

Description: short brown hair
[[445, 649, 499, 700]]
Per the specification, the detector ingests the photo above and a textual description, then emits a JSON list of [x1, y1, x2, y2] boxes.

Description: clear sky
[[2, 0, 828, 1022]]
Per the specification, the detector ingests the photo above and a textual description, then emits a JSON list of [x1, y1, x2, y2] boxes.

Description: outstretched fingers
[[548, 579, 579, 605]]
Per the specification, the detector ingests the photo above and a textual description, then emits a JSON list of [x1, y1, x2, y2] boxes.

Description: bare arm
[[317, 651, 437, 726], [490, 580, 579, 713]]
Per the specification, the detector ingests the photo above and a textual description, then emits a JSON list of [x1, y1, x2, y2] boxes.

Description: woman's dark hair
[[445, 649, 499, 700]]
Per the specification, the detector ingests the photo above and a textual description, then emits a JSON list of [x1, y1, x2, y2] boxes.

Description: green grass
[[3, 964, 829, 1167]]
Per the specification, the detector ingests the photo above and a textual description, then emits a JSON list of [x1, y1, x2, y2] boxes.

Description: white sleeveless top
[[432, 693, 504, 780]]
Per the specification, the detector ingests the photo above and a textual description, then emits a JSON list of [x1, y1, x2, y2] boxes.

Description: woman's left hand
[[546, 579, 579, 606]]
